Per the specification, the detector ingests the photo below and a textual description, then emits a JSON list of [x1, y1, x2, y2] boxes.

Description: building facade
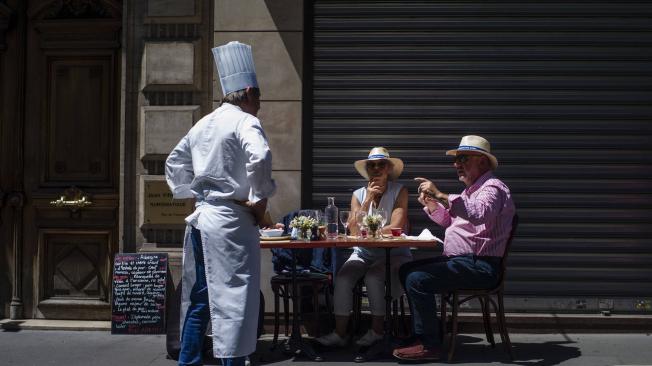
[[0, 0, 650, 321]]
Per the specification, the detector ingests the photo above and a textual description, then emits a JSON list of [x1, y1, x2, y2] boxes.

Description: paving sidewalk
[[1, 329, 651, 366]]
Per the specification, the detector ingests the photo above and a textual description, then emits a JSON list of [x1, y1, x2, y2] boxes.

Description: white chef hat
[[212, 41, 259, 96]]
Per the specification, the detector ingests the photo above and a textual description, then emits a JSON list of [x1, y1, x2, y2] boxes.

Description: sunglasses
[[367, 161, 388, 169], [453, 154, 480, 164]]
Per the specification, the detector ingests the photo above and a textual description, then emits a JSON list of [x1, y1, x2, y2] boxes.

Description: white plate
[[259, 228, 284, 237]]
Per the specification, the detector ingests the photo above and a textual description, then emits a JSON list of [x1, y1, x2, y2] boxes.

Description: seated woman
[[316, 147, 410, 347]]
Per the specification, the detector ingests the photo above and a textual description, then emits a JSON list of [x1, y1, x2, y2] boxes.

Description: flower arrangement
[[290, 215, 318, 240], [364, 213, 383, 233]]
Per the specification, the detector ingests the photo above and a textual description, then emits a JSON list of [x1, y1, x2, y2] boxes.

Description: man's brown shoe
[[392, 341, 441, 361]]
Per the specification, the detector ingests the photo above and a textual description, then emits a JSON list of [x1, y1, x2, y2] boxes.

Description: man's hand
[[258, 211, 275, 229], [414, 177, 439, 196], [414, 177, 449, 209], [246, 198, 268, 228], [417, 191, 439, 211]]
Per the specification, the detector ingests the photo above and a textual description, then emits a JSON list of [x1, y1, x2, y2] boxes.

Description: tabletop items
[[260, 236, 441, 362]]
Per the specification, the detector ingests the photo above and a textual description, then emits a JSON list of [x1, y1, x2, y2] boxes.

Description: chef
[[165, 41, 276, 366]]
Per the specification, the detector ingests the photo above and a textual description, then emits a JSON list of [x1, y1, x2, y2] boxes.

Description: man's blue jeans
[[179, 227, 246, 366], [399, 255, 501, 348]]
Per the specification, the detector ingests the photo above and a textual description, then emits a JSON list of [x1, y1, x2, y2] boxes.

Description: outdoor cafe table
[[260, 237, 440, 361]]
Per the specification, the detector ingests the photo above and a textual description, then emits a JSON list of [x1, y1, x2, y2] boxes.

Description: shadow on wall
[[264, 0, 302, 81]]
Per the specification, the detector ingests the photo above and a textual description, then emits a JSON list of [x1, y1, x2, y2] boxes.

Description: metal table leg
[[284, 248, 323, 361]]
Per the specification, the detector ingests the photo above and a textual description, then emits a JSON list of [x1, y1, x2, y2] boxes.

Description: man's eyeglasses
[[367, 161, 388, 169], [453, 154, 479, 164]]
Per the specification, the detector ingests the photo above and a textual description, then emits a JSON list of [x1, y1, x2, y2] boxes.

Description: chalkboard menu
[[111, 253, 168, 334]]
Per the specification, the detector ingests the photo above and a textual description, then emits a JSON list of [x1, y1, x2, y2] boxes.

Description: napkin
[[404, 229, 444, 244]]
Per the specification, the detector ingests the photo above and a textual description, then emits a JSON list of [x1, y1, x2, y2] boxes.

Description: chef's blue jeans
[[179, 226, 246, 366], [399, 255, 501, 348]]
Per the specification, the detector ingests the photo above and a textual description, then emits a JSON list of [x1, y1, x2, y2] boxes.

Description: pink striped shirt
[[424, 171, 515, 257]]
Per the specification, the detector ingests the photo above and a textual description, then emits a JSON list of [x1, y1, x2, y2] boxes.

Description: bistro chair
[[269, 211, 334, 348], [441, 214, 519, 362], [270, 272, 332, 348]]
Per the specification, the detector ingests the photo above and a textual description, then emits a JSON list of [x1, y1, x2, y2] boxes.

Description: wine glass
[[355, 211, 367, 239], [313, 210, 324, 225], [339, 210, 351, 239], [376, 208, 388, 227]]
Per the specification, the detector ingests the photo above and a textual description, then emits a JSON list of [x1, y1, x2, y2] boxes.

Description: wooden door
[[21, 0, 122, 320]]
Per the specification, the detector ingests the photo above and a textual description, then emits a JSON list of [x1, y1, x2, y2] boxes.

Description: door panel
[[20, 0, 122, 319], [37, 230, 112, 320], [46, 57, 113, 185]]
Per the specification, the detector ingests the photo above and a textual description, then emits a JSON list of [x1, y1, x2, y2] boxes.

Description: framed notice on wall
[[111, 253, 168, 334], [143, 180, 193, 225]]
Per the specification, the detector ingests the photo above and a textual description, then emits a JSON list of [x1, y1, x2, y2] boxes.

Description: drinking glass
[[313, 210, 324, 225], [339, 210, 351, 239], [355, 211, 367, 239], [376, 208, 388, 228], [314, 210, 325, 239]]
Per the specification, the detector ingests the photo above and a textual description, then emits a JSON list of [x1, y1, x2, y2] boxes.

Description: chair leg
[[324, 282, 333, 330], [271, 284, 281, 349], [399, 294, 408, 337], [447, 292, 459, 362], [440, 293, 447, 344], [497, 291, 514, 360], [283, 284, 290, 337], [313, 283, 321, 337], [480, 296, 495, 347], [392, 298, 399, 336], [490, 298, 505, 346]]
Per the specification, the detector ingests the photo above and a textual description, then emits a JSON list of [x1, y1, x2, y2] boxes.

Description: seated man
[[393, 135, 515, 361], [316, 147, 410, 347]]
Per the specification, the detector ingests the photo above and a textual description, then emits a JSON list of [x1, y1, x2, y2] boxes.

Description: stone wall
[[214, 0, 304, 310], [130, 0, 303, 313]]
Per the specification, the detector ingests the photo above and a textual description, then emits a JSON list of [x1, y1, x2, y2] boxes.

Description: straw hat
[[354, 147, 404, 180], [445, 135, 498, 170]]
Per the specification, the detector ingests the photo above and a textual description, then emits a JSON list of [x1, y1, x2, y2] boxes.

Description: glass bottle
[[325, 197, 339, 240]]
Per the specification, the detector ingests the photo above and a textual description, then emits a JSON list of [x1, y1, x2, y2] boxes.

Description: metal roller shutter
[[308, 1, 652, 309]]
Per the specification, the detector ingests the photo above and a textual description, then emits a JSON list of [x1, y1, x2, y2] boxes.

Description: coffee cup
[[391, 227, 403, 237]]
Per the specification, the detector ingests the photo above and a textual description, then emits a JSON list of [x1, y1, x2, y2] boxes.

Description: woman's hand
[[366, 177, 386, 199]]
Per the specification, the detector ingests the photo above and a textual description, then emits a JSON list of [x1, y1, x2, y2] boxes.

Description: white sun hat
[[212, 41, 259, 96], [354, 147, 404, 180], [445, 135, 498, 170]]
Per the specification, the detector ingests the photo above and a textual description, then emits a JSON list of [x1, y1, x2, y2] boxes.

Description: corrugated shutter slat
[[311, 1, 652, 300]]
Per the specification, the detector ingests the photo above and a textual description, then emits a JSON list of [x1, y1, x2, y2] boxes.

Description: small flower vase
[[369, 225, 381, 239], [298, 228, 312, 242]]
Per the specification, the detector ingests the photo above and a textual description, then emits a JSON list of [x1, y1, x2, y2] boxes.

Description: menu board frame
[[111, 252, 168, 334]]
